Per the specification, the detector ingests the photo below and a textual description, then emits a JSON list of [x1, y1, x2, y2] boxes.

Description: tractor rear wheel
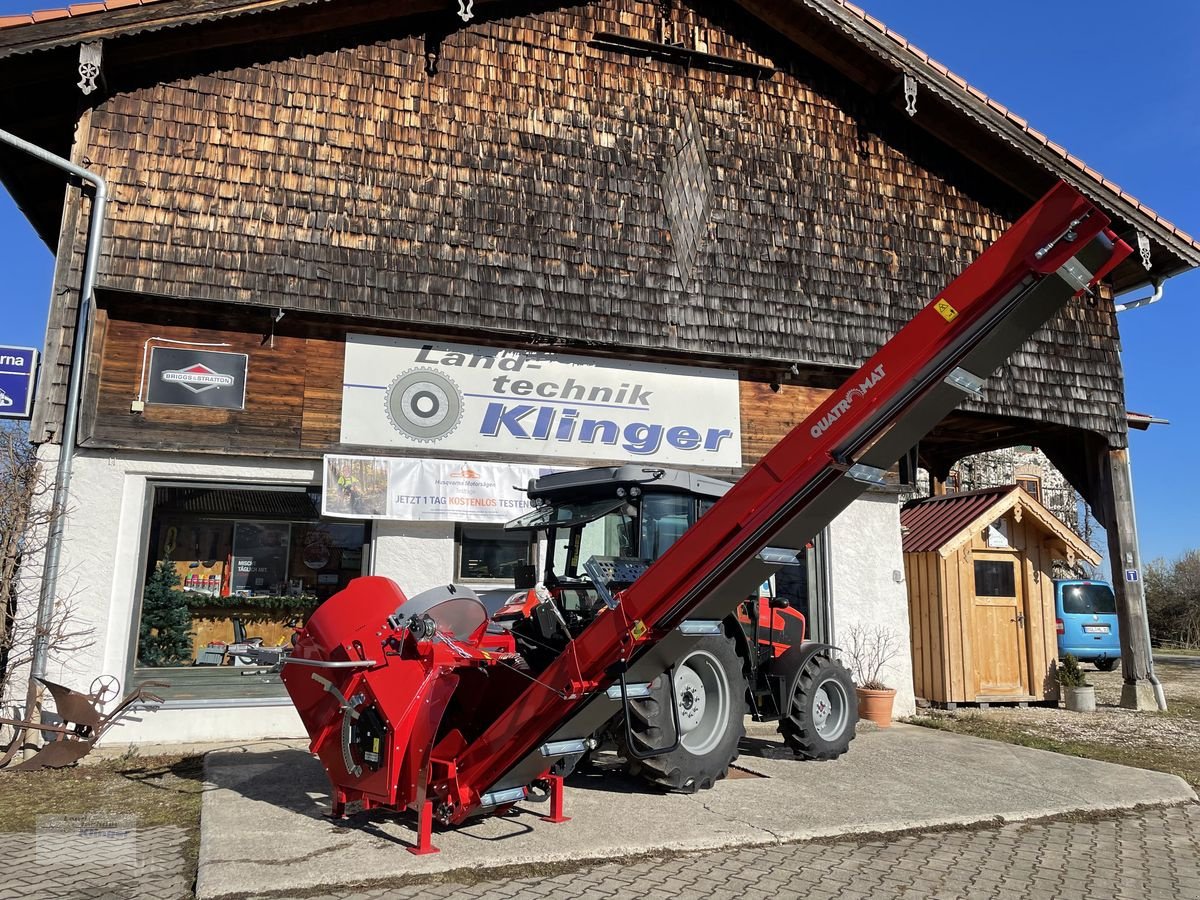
[[779, 654, 857, 760], [622, 633, 747, 792]]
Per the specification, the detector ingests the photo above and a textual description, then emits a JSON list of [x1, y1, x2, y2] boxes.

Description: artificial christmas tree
[[138, 557, 193, 666]]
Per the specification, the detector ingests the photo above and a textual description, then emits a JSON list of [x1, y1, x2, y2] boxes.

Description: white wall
[[828, 490, 917, 718], [27, 448, 323, 742], [371, 519, 456, 595], [30, 446, 916, 741], [31, 448, 526, 743]]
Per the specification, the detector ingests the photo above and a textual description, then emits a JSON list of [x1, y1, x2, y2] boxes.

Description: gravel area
[[989, 661, 1199, 746], [910, 659, 1200, 786]]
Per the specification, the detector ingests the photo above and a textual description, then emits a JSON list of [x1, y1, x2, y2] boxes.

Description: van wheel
[[1094, 658, 1119, 672]]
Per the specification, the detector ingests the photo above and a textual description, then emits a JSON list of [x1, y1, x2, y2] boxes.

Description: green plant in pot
[[1056, 654, 1096, 712]]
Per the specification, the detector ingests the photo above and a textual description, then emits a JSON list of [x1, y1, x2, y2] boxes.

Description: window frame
[[1016, 475, 1042, 503], [454, 521, 536, 584], [127, 478, 371, 705]]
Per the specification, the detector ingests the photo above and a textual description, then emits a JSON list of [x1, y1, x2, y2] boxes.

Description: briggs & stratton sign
[[147, 347, 248, 410], [340, 335, 743, 467]]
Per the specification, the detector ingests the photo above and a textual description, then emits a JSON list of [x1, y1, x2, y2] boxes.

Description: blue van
[[1055, 579, 1121, 671]]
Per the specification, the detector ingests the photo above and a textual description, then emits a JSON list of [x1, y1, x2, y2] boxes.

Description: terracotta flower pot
[[856, 686, 896, 727]]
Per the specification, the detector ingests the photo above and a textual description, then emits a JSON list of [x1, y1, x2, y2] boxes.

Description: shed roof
[[900, 485, 1100, 564]]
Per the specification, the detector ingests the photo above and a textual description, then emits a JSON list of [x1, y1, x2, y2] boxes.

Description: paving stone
[[0, 825, 189, 900], [11, 802, 1200, 899]]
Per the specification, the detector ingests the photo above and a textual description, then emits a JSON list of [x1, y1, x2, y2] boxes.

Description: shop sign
[[0, 345, 38, 420], [147, 347, 248, 410], [322, 455, 560, 523], [340, 335, 742, 467]]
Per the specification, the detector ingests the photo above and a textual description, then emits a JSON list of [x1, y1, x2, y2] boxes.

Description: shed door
[[971, 552, 1029, 697]]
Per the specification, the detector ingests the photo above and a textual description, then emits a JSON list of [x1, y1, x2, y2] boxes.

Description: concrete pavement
[[196, 722, 1196, 899]]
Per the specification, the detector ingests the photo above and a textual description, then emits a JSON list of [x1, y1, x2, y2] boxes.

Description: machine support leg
[[407, 799, 440, 855], [540, 774, 570, 824]]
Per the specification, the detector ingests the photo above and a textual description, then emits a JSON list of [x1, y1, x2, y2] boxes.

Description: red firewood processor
[[281, 182, 1130, 854]]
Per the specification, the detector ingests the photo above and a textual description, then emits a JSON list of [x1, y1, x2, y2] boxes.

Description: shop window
[[456, 524, 535, 582], [134, 484, 369, 701], [1016, 476, 1042, 503]]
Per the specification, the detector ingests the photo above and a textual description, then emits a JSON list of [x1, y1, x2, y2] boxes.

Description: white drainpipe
[[0, 127, 108, 685], [1113, 278, 1164, 313]]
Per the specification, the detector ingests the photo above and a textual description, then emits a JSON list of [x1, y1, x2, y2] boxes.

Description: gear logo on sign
[[385, 368, 464, 442]]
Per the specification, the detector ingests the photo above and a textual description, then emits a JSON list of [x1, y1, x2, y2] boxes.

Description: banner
[[322, 455, 561, 523], [340, 335, 742, 468]]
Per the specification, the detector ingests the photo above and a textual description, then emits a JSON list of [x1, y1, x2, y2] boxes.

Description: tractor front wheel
[[622, 633, 747, 793], [779, 653, 858, 760]]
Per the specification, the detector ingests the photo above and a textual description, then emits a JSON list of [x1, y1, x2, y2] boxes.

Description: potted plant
[[841, 624, 903, 727], [1056, 654, 1096, 712]]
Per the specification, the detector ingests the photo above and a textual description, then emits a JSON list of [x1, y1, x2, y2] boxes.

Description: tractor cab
[[512, 464, 724, 578], [495, 465, 806, 673], [491, 466, 728, 668]]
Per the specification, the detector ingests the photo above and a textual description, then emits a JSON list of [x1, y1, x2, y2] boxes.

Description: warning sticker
[[934, 299, 959, 322], [631, 620, 648, 640]]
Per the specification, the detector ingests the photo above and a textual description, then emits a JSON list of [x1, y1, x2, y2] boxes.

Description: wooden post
[[1104, 448, 1164, 711]]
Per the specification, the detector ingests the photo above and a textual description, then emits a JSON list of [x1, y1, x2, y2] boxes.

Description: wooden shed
[[901, 486, 1100, 707]]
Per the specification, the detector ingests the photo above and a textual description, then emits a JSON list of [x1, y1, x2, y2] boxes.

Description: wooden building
[[901, 486, 1100, 707], [0, 0, 1193, 736]]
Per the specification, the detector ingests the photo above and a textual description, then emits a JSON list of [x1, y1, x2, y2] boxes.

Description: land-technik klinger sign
[[340, 335, 743, 468]]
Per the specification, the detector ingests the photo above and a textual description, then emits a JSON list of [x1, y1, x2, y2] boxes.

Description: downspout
[[1113, 277, 1164, 313], [0, 127, 108, 685]]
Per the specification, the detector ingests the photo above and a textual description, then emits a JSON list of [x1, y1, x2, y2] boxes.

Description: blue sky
[[0, 1, 1197, 566]]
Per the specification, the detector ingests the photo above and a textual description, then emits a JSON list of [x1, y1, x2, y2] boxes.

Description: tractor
[[490, 463, 858, 792]]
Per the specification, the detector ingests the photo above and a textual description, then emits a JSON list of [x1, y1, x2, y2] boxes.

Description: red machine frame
[[282, 182, 1130, 852]]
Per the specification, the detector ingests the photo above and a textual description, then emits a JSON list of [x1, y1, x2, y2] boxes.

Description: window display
[[135, 484, 369, 701]]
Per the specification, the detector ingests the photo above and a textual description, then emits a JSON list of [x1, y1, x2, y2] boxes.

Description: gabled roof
[[823, 0, 1198, 258], [0, 2, 164, 30], [900, 485, 1101, 565], [0, 0, 1195, 286]]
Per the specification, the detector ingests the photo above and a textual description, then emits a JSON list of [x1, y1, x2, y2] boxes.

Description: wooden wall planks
[[89, 299, 822, 472]]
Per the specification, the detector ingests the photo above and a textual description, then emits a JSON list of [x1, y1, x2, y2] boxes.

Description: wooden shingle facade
[[1, 0, 1194, 727], [0, 0, 1195, 480]]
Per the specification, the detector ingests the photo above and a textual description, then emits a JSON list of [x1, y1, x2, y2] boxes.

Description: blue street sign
[[0, 345, 38, 420], [1125, 568, 1140, 583]]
